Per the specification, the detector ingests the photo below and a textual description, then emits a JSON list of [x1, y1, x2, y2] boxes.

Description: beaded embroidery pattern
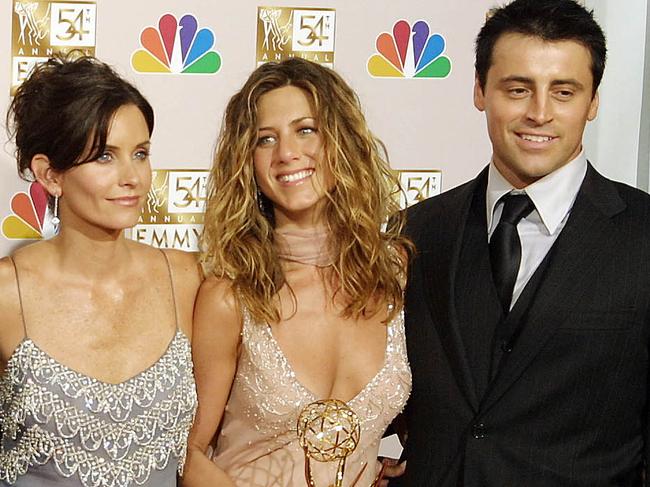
[[0, 330, 197, 486], [235, 306, 412, 453]]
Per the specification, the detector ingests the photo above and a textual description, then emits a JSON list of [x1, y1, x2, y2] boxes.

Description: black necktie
[[489, 193, 535, 314]]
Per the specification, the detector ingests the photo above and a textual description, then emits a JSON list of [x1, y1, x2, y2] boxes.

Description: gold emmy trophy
[[297, 399, 361, 487]]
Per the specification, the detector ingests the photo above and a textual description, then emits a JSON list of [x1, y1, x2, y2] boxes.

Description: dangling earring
[[256, 187, 265, 212], [51, 194, 60, 226]]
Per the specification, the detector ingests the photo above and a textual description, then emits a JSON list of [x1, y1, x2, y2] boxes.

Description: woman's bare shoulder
[[196, 275, 238, 315], [0, 256, 26, 362], [193, 275, 242, 339], [0, 256, 17, 292], [161, 249, 202, 286], [126, 243, 202, 286], [0, 242, 50, 293]]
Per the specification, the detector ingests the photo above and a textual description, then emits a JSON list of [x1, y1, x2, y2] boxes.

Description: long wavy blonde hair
[[200, 58, 411, 324]]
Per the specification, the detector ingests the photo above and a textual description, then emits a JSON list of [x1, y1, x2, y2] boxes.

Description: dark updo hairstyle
[[7, 54, 154, 181]]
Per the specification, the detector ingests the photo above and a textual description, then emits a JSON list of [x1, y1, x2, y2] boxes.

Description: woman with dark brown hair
[[0, 56, 201, 486], [183, 58, 411, 486]]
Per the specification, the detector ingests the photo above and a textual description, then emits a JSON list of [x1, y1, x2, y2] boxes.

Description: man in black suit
[[396, 0, 650, 485]]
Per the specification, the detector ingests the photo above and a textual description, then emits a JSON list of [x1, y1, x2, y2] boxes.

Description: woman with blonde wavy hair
[[182, 58, 412, 487]]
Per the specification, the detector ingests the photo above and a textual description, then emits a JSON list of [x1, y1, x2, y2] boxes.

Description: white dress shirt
[[486, 151, 588, 309]]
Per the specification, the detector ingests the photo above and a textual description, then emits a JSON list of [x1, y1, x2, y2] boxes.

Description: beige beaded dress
[[212, 307, 411, 486]]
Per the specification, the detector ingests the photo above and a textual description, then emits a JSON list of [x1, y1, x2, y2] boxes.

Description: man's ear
[[587, 90, 599, 121], [31, 155, 62, 197], [474, 75, 486, 112]]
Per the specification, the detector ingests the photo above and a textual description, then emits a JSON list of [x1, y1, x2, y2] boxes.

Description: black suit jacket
[[398, 165, 650, 486]]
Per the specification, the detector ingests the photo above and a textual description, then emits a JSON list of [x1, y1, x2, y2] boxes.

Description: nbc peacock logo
[[2, 182, 52, 240], [131, 13, 222, 74], [367, 20, 451, 79]]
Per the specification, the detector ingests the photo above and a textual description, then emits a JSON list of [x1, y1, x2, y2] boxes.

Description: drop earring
[[256, 187, 264, 212], [51, 194, 60, 226]]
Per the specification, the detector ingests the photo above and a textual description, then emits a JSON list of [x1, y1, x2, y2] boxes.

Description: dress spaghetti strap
[[8, 256, 28, 339], [159, 249, 180, 331]]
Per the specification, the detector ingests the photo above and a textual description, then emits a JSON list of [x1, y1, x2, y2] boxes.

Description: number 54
[[56, 8, 89, 42]]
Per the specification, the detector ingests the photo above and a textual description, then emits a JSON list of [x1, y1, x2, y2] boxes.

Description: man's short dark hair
[[475, 0, 607, 95]]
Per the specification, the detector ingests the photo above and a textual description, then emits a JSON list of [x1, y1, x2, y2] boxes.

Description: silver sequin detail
[[236, 308, 412, 447], [0, 330, 197, 486]]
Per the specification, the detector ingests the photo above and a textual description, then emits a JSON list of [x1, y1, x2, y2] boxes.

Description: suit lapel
[[420, 169, 489, 412], [479, 165, 626, 413]]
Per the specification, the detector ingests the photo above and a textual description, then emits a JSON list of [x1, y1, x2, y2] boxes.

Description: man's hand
[[376, 458, 406, 486]]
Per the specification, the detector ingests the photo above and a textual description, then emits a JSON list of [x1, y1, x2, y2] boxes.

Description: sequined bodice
[[213, 308, 412, 486], [0, 330, 197, 487]]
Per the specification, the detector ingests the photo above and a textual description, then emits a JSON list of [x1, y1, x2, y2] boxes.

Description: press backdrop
[[0, 0, 647, 254]]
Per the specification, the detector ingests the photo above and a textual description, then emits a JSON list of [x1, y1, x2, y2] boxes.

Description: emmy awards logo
[[297, 399, 361, 487], [15, 2, 49, 47], [259, 8, 292, 52]]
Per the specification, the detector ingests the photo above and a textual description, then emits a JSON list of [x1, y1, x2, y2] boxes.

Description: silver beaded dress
[[212, 306, 412, 486], [0, 255, 197, 486]]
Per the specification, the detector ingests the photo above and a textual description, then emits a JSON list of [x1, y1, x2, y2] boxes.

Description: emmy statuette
[[297, 399, 366, 487]]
